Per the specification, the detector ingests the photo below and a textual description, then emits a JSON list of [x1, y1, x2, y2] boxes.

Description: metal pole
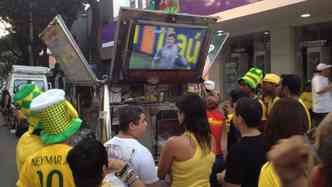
[[28, 2, 34, 66]]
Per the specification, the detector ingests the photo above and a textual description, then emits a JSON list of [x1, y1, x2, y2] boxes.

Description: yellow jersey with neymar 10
[[17, 144, 75, 187]]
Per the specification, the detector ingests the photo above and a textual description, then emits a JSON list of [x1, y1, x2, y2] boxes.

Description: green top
[[14, 84, 35, 103]]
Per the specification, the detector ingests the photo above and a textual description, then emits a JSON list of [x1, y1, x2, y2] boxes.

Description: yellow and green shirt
[[17, 144, 75, 187], [16, 131, 45, 173], [300, 91, 313, 111]]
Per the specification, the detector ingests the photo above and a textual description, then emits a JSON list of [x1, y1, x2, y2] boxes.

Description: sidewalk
[[0, 113, 18, 187]]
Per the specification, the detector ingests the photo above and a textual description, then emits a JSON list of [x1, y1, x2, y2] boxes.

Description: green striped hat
[[239, 68, 264, 89]]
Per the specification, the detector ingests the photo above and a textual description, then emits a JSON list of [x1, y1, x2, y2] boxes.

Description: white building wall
[[270, 26, 300, 75]]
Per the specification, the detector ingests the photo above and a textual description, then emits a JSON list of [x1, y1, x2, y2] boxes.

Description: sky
[[0, 20, 10, 38]]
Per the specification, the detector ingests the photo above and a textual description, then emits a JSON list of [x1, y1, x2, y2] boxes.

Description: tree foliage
[[0, 0, 88, 66]]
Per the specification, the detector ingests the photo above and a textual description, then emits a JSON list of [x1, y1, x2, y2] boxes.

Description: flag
[[202, 32, 229, 79]]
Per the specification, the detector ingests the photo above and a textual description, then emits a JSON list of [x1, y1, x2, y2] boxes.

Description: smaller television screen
[[129, 21, 207, 70]]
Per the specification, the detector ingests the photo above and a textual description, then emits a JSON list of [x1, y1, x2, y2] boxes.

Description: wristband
[[128, 175, 139, 186], [121, 168, 134, 182], [116, 163, 129, 178]]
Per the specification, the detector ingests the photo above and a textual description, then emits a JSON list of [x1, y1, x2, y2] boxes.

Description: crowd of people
[[9, 62, 332, 187]]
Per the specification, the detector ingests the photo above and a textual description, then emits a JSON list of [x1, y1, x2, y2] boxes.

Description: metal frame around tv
[[111, 8, 217, 84]]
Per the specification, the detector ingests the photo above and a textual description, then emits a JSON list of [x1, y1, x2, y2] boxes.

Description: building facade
[[74, 0, 332, 96], [212, 0, 332, 96]]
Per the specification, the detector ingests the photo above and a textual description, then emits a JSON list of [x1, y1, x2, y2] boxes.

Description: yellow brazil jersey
[[258, 99, 267, 121], [300, 92, 312, 110], [298, 98, 312, 129], [17, 144, 75, 187], [16, 131, 45, 173], [258, 162, 281, 187], [265, 96, 280, 118]]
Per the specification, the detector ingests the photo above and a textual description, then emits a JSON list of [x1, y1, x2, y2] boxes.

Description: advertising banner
[[180, 0, 263, 15]]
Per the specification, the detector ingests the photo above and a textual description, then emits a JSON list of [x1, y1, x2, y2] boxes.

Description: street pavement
[[0, 117, 18, 187]]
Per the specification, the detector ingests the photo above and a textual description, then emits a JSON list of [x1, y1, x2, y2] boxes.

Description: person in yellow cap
[[262, 73, 281, 118], [17, 89, 81, 187], [14, 83, 45, 174]]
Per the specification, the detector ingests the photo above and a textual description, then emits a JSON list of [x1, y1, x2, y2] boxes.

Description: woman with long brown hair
[[158, 94, 215, 187]]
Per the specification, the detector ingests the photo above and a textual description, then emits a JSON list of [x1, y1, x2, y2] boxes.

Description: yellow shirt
[[299, 99, 312, 129], [264, 96, 280, 117], [16, 131, 45, 173], [171, 132, 215, 187], [258, 162, 281, 187], [258, 99, 267, 121], [17, 144, 75, 187], [300, 92, 313, 110]]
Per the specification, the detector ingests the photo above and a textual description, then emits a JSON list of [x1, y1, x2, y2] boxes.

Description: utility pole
[[28, 2, 34, 66], [90, 0, 102, 78]]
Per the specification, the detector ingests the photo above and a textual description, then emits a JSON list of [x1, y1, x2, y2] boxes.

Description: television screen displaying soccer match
[[129, 21, 207, 70]]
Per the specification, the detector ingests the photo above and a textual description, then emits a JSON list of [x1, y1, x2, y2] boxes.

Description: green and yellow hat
[[14, 83, 42, 110], [14, 84, 43, 130], [239, 68, 264, 89], [30, 89, 81, 145]]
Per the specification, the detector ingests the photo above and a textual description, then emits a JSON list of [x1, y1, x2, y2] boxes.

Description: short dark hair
[[281, 74, 302, 96], [229, 88, 249, 104], [264, 98, 309, 151], [67, 138, 107, 187], [119, 105, 144, 132], [235, 97, 262, 128], [167, 32, 176, 39]]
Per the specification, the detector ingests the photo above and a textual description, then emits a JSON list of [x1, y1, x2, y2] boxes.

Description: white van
[[6, 65, 50, 97]]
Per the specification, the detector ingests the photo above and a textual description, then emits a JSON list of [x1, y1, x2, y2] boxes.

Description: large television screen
[[111, 8, 217, 84], [129, 21, 207, 70]]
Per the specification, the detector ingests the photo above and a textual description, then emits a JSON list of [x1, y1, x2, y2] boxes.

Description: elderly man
[[312, 63, 332, 126]]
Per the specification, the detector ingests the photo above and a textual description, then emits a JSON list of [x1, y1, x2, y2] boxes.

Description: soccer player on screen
[[152, 31, 188, 69]]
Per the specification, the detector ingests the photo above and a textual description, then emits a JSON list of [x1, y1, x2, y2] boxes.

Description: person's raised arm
[[105, 159, 146, 187]]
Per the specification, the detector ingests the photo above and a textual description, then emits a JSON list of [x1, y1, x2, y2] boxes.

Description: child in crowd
[[220, 97, 266, 187]]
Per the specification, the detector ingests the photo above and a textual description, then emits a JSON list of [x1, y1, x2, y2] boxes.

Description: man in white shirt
[[312, 63, 332, 126], [104, 105, 159, 187]]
